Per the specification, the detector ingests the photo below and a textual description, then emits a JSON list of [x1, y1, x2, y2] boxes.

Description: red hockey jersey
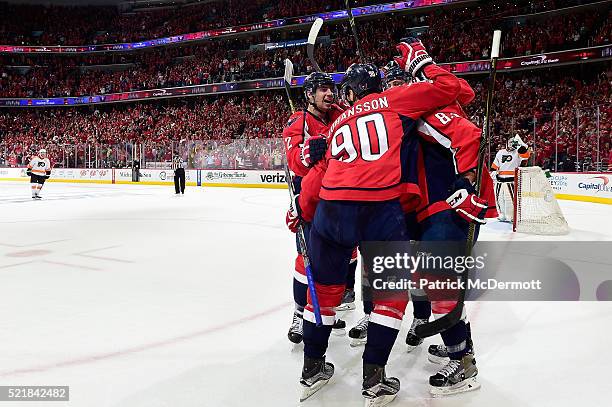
[[282, 106, 344, 178], [415, 78, 497, 220], [298, 64, 461, 221]]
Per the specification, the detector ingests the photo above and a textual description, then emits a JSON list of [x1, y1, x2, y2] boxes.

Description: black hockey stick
[[282, 58, 323, 326], [344, 0, 363, 62], [307, 18, 324, 72], [415, 30, 502, 339]]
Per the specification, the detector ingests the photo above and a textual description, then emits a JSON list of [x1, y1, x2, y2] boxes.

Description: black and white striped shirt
[[171, 157, 185, 170]]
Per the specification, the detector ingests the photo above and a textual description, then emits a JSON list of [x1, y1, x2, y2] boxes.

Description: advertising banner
[[549, 172, 612, 204], [2, 45, 609, 107], [1, 168, 609, 201]]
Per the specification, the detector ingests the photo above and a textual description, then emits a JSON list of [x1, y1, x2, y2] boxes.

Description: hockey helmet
[[340, 63, 382, 103], [303, 72, 337, 102], [39, 148, 47, 155], [383, 61, 407, 89]]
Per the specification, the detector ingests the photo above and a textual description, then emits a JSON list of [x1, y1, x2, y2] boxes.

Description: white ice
[[0, 181, 611, 407]]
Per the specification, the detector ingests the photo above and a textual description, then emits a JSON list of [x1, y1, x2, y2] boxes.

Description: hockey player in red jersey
[[283, 71, 354, 344], [402, 68, 492, 396], [295, 39, 462, 406]]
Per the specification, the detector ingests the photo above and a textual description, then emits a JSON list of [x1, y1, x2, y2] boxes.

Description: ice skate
[[348, 314, 369, 347], [362, 363, 400, 407], [287, 309, 303, 344], [427, 344, 449, 364], [335, 289, 356, 311], [299, 356, 334, 401], [405, 318, 427, 352], [429, 353, 480, 397], [428, 338, 473, 364], [331, 318, 346, 336]]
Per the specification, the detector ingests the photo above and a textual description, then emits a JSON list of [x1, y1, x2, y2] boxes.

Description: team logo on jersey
[[501, 155, 513, 163], [37, 162, 46, 167], [285, 116, 299, 127]]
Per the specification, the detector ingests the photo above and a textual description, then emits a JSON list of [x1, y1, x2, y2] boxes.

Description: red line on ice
[[0, 301, 291, 377]]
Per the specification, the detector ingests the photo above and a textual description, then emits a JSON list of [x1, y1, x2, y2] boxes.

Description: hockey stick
[[415, 30, 502, 339], [283, 59, 296, 114], [307, 18, 324, 72], [282, 58, 323, 327], [343, 0, 363, 62]]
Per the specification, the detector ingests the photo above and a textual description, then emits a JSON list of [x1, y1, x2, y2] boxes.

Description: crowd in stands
[[0, 0, 384, 46], [0, 92, 290, 168], [1, 0, 610, 99], [466, 64, 611, 171], [1, 63, 610, 171]]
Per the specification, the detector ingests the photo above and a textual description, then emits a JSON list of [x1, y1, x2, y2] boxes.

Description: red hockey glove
[[286, 191, 305, 233], [300, 135, 327, 168], [286, 208, 299, 233], [446, 189, 488, 224], [394, 37, 433, 79]]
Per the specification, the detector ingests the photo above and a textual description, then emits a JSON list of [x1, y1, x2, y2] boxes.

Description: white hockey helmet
[[39, 148, 47, 155]]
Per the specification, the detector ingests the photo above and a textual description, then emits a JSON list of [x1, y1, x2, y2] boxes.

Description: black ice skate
[[428, 338, 474, 364], [427, 344, 449, 364], [331, 318, 346, 336], [299, 356, 334, 401], [287, 309, 303, 344], [348, 314, 369, 347], [362, 363, 400, 407], [429, 353, 480, 397], [405, 318, 427, 352], [335, 289, 356, 311]]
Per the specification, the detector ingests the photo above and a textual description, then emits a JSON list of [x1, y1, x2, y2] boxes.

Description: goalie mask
[[507, 137, 519, 151]]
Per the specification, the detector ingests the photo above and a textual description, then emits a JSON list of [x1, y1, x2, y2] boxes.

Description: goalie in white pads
[[27, 149, 52, 199], [491, 135, 530, 222]]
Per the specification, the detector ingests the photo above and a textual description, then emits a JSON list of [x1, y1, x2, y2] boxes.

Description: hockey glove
[[285, 193, 303, 233], [26, 169, 32, 176], [394, 37, 433, 78], [446, 189, 488, 224], [286, 209, 299, 233], [300, 135, 327, 168]]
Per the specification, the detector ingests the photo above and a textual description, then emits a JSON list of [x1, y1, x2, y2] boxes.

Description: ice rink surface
[[1, 181, 611, 407]]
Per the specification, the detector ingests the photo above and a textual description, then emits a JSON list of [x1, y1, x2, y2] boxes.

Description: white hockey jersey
[[491, 148, 530, 180], [28, 156, 52, 176]]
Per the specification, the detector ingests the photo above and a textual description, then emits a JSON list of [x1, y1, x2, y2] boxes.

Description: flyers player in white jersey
[[491, 135, 531, 221], [27, 149, 52, 199]]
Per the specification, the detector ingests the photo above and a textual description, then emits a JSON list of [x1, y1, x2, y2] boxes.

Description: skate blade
[[331, 328, 346, 336], [427, 354, 449, 365], [405, 343, 421, 353], [363, 393, 397, 407], [288, 336, 303, 345], [430, 377, 480, 397], [350, 337, 367, 347], [300, 379, 330, 402], [335, 302, 356, 312]]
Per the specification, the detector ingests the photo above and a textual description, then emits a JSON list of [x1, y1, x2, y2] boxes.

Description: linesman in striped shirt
[[172, 155, 186, 195]]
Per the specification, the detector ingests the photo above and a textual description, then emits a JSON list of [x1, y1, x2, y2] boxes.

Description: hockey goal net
[[513, 166, 569, 235]]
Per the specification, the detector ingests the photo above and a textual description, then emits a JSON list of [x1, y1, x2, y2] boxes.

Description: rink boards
[[1, 167, 611, 203], [0, 167, 288, 189]]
